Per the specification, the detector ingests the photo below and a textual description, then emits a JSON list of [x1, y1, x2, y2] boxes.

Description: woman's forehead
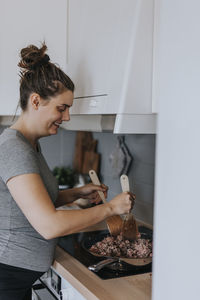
[[52, 90, 74, 105]]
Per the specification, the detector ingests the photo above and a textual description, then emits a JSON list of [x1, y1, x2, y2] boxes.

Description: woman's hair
[[18, 42, 74, 111]]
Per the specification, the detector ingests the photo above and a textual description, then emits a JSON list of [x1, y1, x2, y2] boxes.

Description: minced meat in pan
[[89, 233, 152, 258]]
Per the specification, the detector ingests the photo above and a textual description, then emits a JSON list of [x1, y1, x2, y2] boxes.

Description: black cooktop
[[58, 226, 152, 280]]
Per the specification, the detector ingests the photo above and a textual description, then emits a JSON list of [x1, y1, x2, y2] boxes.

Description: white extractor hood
[[61, 114, 157, 134]]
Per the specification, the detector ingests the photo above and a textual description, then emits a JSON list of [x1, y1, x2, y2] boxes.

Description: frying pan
[[82, 226, 152, 266]]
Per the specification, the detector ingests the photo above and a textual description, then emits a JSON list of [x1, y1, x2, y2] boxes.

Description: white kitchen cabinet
[[66, 0, 117, 101], [113, 0, 156, 133], [68, 0, 135, 115], [0, 0, 67, 115], [68, 0, 156, 118]]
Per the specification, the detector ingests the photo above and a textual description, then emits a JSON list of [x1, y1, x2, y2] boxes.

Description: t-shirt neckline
[[6, 128, 41, 153]]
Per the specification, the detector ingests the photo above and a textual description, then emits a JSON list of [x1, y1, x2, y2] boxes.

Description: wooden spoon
[[89, 170, 123, 236], [120, 174, 138, 240]]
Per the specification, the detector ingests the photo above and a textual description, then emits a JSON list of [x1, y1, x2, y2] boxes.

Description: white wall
[[152, 1, 200, 299]]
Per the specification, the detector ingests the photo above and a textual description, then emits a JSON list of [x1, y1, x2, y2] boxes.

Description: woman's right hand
[[108, 192, 135, 216]]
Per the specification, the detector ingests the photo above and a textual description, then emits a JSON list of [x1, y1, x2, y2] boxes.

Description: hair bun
[[18, 42, 50, 71]]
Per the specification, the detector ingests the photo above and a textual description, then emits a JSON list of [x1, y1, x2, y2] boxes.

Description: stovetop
[[58, 226, 152, 280]]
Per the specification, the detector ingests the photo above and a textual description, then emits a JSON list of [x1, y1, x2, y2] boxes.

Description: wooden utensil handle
[[89, 170, 106, 204], [120, 174, 130, 192]]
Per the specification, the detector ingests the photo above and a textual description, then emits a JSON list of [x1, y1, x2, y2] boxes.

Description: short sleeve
[[0, 138, 40, 183]]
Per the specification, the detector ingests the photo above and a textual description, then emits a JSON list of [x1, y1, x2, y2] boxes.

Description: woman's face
[[37, 89, 74, 136]]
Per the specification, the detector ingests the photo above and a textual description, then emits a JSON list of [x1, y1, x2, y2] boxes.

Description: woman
[[0, 43, 134, 299]]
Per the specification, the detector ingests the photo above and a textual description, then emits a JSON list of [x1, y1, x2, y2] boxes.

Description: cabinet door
[[68, 0, 137, 115], [68, 0, 155, 116], [113, 0, 156, 134], [67, 0, 115, 98], [116, 0, 154, 115], [0, 0, 67, 115]]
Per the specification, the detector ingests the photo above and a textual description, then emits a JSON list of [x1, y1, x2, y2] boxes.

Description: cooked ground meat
[[89, 233, 152, 258]]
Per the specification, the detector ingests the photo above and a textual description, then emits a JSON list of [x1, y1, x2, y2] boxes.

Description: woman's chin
[[49, 127, 59, 135], [44, 124, 60, 136], [50, 131, 58, 136]]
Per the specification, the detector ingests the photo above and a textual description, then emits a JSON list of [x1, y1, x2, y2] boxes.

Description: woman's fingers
[[86, 191, 102, 204], [92, 191, 103, 204], [100, 183, 108, 198], [122, 192, 136, 213], [87, 184, 108, 203], [81, 184, 135, 211], [126, 192, 136, 210]]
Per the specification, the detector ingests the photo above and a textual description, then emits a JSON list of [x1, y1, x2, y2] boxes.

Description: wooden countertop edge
[[52, 249, 99, 300]]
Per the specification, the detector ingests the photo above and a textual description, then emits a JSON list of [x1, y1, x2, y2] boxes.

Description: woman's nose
[[62, 109, 70, 121]]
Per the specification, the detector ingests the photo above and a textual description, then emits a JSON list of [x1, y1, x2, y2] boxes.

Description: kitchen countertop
[[52, 218, 152, 300]]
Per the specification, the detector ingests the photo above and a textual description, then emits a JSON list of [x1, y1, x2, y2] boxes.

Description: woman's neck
[[11, 115, 39, 150]]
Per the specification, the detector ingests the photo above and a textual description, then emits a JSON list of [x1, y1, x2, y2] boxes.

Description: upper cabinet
[[68, 0, 156, 118], [0, 0, 156, 133], [67, 1, 116, 100], [0, 0, 67, 115]]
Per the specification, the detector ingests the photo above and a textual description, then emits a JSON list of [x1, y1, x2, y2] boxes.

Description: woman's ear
[[30, 93, 41, 110]]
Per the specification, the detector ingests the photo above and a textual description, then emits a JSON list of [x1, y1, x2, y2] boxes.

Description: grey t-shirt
[[0, 128, 59, 272]]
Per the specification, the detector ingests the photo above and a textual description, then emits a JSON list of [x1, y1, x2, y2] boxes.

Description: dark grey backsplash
[[40, 130, 155, 225], [0, 125, 155, 225]]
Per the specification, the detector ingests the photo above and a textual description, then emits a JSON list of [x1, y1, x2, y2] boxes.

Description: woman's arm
[[7, 173, 132, 240], [55, 188, 79, 207], [55, 183, 108, 208]]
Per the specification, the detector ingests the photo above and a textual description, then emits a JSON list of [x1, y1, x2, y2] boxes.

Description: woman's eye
[[58, 107, 66, 112]]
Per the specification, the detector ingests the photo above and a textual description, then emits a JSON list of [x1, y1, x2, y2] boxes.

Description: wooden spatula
[[89, 170, 123, 236], [120, 174, 138, 240]]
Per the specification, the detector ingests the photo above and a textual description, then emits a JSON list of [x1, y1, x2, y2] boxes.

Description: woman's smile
[[53, 121, 62, 128]]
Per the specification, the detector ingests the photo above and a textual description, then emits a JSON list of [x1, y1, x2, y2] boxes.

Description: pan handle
[[88, 258, 119, 272]]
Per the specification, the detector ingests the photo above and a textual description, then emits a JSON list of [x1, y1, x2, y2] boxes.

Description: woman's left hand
[[76, 183, 108, 204]]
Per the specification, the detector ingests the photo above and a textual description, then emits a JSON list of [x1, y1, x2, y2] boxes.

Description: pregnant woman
[[0, 42, 135, 299]]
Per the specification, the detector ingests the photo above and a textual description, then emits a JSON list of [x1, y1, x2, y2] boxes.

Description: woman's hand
[[76, 183, 108, 204], [108, 192, 136, 215]]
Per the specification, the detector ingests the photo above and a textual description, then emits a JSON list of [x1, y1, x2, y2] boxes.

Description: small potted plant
[[52, 166, 76, 190]]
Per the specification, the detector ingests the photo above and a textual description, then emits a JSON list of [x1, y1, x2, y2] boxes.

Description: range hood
[[61, 114, 157, 134]]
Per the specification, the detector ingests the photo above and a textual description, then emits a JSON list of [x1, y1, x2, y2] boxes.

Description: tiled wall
[[40, 129, 156, 225], [0, 125, 155, 225]]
